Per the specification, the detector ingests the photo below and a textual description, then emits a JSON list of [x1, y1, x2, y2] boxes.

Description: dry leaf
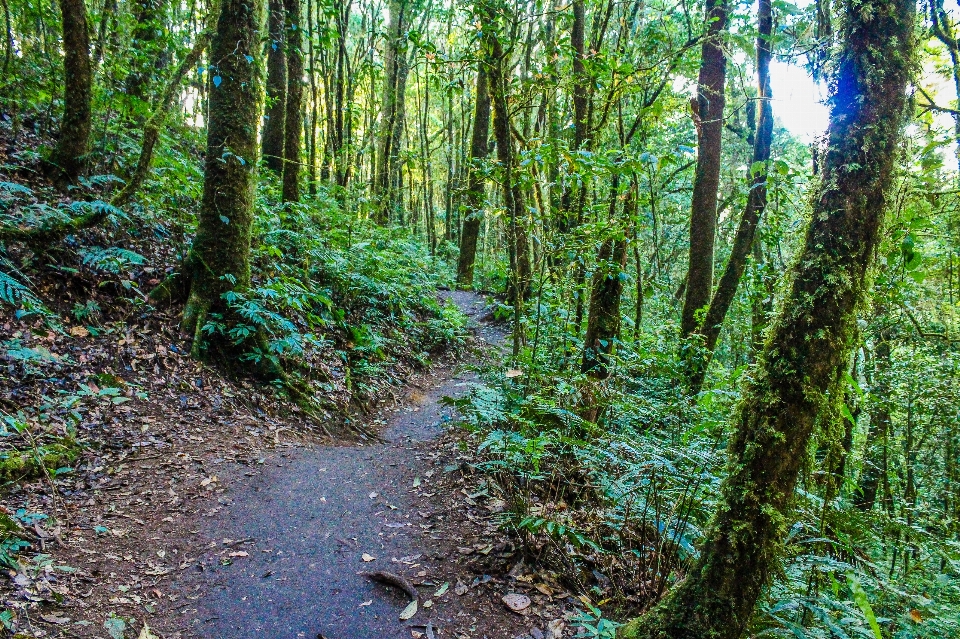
[[547, 619, 565, 638], [455, 582, 469, 596], [69, 326, 89, 337], [502, 593, 531, 612], [434, 582, 449, 597], [228, 551, 248, 557], [505, 369, 523, 378], [138, 624, 160, 639], [399, 598, 418, 620], [361, 553, 376, 562], [909, 609, 923, 623], [40, 614, 70, 624]]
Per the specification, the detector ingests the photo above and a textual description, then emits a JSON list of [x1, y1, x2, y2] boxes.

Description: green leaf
[[848, 574, 882, 639]]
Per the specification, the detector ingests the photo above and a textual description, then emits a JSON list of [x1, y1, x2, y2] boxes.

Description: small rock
[[502, 592, 532, 613]]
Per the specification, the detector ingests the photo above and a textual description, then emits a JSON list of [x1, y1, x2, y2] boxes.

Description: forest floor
[[2, 292, 574, 639]]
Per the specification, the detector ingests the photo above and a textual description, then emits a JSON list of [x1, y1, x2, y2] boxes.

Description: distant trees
[[281, 0, 303, 202], [262, 0, 287, 174], [620, 0, 916, 634], [456, 66, 491, 288]]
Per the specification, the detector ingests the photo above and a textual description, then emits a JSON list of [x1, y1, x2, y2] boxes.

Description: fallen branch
[[361, 571, 419, 602]]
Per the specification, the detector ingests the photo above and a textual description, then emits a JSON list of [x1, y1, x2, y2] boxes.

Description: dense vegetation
[[1, 0, 959, 636]]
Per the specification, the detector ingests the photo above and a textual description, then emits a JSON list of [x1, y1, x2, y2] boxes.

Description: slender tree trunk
[[581, 176, 629, 379], [50, 0, 92, 185], [620, 0, 915, 634], [483, 1, 530, 354], [182, 0, 264, 359], [856, 326, 893, 511], [262, 0, 287, 173], [688, 0, 773, 392], [679, 0, 728, 338], [112, 3, 221, 206], [306, 0, 317, 194], [456, 66, 491, 288], [374, 0, 407, 223], [281, 0, 303, 201]]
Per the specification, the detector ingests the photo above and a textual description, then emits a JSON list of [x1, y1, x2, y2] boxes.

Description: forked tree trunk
[[619, 0, 915, 635], [281, 0, 303, 202], [679, 0, 727, 338], [262, 0, 287, 173], [687, 0, 773, 392], [182, 0, 263, 359], [456, 66, 491, 288], [50, 0, 92, 185]]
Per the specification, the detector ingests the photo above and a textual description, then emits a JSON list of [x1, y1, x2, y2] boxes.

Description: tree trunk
[[182, 0, 264, 359], [679, 0, 728, 337], [581, 177, 629, 379], [281, 0, 303, 202], [687, 0, 773, 392], [620, 0, 915, 634], [374, 0, 407, 224], [112, 2, 221, 207], [262, 0, 287, 174], [50, 0, 92, 185], [125, 0, 167, 105], [856, 326, 893, 511], [483, 1, 531, 354], [456, 66, 491, 288]]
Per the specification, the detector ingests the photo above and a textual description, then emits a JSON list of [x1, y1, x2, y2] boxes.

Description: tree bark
[[281, 0, 303, 202], [50, 0, 92, 185], [374, 0, 408, 224], [856, 326, 893, 511], [456, 66, 491, 288], [581, 177, 629, 379], [679, 0, 728, 338], [262, 0, 287, 174], [687, 0, 773, 392], [125, 0, 167, 105], [182, 0, 263, 359], [620, 0, 915, 634]]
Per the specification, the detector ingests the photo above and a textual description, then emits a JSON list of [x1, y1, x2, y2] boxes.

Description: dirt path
[[177, 292, 537, 639]]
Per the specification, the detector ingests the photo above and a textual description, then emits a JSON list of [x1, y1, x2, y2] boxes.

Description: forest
[[0, 0, 958, 636]]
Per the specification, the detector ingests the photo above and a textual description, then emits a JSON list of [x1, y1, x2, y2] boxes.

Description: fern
[[79, 246, 146, 273], [0, 270, 45, 316]]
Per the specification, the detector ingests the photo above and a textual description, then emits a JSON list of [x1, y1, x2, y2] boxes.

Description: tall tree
[[374, 0, 410, 223], [456, 66, 491, 288], [49, 0, 92, 185], [688, 0, 774, 392], [679, 0, 728, 338], [281, 0, 303, 201], [182, 0, 264, 358], [262, 0, 287, 173], [125, 0, 167, 105], [620, 0, 916, 634]]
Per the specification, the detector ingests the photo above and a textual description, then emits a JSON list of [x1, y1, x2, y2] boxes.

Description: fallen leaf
[[423, 599, 433, 608], [369, 491, 379, 499], [534, 583, 554, 597], [362, 553, 376, 562], [909, 609, 923, 623], [455, 582, 469, 596], [69, 326, 89, 337], [138, 624, 161, 639], [547, 619, 565, 638], [505, 368, 523, 378], [434, 582, 449, 597], [359, 600, 372, 607], [502, 593, 531, 613], [41, 613, 70, 624], [229, 551, 248, 557], [399, 598, 418, 620], [413, 477, 421, 488]]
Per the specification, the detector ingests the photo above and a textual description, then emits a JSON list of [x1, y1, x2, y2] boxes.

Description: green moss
[[0, 438, 81, 484]]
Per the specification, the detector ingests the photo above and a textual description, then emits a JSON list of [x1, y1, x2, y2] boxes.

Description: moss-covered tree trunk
[[182, 0, 263, 359], [619, 0, 915, 635], [262, 0, 286, 173], [581, 176, 629, 380], [679, 0, 727, 338], [281, 0, 302, 202], [50, 0, 92, 185], [125, 0, 167, 106], [688, 0, 773, 392], [456, 65, 491, 288]]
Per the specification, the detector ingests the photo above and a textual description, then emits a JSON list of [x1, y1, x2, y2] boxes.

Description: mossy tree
[[456, 65, 491, 288], [49, 0, 92, 185], [262, 0, 286, 173], [281, 0, 303, 202], [182, 0, 264, 360], [619, 0, 916, 635]]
